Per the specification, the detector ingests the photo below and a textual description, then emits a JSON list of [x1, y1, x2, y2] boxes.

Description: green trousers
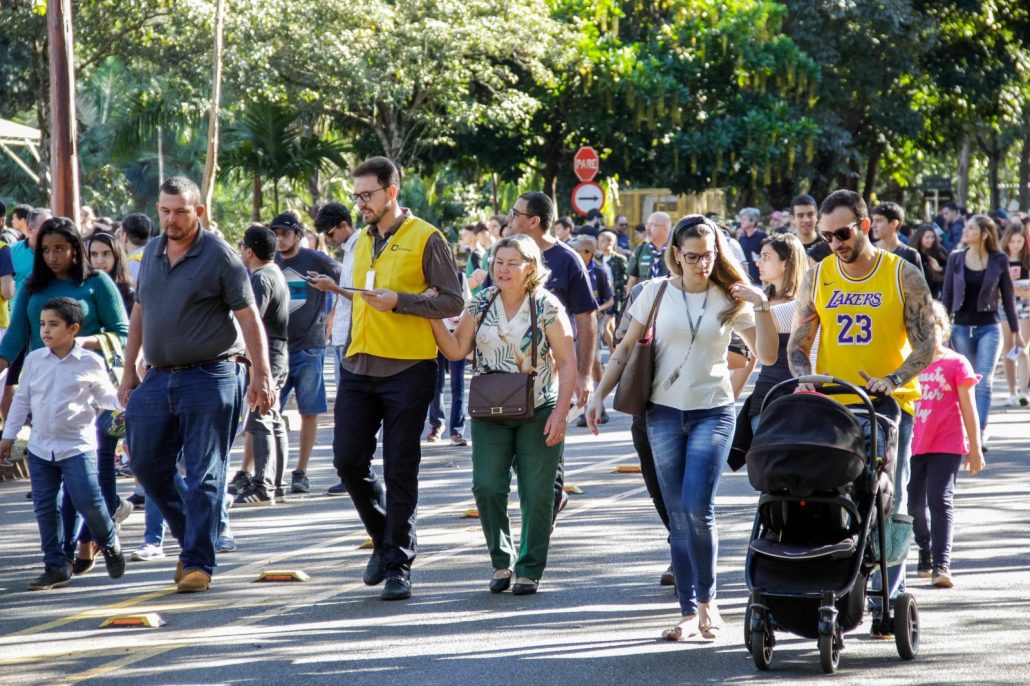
[[470, 402, 562, 580]]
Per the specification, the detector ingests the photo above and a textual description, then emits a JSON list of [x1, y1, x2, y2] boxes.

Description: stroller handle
[[761, 375, 879, 459]]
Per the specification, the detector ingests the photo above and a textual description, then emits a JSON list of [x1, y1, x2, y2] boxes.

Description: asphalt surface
[[0, 371, 1028, 685]]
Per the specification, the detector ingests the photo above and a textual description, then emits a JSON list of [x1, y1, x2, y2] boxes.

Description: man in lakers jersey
[[787, 189, 935, 619]]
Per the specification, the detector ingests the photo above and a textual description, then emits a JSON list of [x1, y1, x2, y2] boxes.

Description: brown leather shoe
[[176, 569, 211, 593], [173, 560, 184, 583]]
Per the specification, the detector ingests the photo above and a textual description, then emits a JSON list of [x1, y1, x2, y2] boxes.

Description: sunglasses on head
[[819, 221, 860, 243]]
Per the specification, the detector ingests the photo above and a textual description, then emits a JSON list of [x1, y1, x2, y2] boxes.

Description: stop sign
[[574, 146, 600, 183]]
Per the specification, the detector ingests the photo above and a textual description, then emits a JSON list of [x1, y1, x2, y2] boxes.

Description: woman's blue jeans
[[646, 403, 735, 616], [951, 323, 1001, 433]]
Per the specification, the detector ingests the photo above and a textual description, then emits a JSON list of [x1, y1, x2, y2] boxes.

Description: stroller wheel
[[818, 628, 841, 674], [751, 624, 773, 670], [744, 604, 753, 653], [894, 593, 919, 660]]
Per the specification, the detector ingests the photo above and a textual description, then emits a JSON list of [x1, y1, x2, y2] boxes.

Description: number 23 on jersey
[[836, 313, 873, 345]]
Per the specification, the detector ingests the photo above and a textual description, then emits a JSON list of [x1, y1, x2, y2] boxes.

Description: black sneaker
[[234, 484, 274, 507], [917, 548, 932, 578], [274, 486, 286, 504], [127, 493, 146, 510], [932, 564, 954, 588], [28, 564, 72, 590], [101, 541, 126, 579], [228, 470, 252, 496], [381, 576, 411, 600], [325, 482, 347, 496], [291, 469, 310, 494], [364, 549, 385, 586]]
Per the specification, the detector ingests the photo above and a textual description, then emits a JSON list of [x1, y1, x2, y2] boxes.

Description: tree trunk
[[957, 135, 972, 209], [200, 0, 226, 213], [987, 148, 1001, 212], [251, 171, 262, 221], [862, 146, 881, 204], [1018, 135, 1029, 211], [32, 13, 50, 205], [48, 0, 80, 223], [273, 181, 280, 215]]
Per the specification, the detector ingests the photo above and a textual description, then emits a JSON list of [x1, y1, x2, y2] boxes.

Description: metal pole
[[47, 0, 80, 224]]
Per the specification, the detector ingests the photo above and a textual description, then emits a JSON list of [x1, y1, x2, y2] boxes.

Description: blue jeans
[[143, 472, 188, 547], [646, 403, 735, 616], [127, 361, 246, 575], [280, 347, 328, 416], [428, 353, 467, 438], [951, 323, 1002, 434], [65, 410, 121, 550], [28, 451, 116, 568]]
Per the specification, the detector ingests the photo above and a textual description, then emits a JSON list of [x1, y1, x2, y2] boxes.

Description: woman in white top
[[585, 215, 777, 641], [430, 235, 576, 597], [746, 233, 810, 431]]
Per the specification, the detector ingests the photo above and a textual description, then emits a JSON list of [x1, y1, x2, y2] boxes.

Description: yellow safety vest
[[813, 249, 920, 415], [347, 216, 441, 360]]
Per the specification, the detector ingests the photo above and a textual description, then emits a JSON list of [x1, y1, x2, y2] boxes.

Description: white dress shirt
[[331, 230, 363, 347], [3, 342, 121, 461]]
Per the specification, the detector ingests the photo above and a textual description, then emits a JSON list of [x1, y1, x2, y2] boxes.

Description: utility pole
[[47, 0, 80, 224]]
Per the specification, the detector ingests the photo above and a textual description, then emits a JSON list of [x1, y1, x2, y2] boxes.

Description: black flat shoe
[[490, 569, 512, 593], [363, 548, 385, 586], [381, 576, 411, 600], [71, 556, 95, 576], [511, 577, 538, 596]]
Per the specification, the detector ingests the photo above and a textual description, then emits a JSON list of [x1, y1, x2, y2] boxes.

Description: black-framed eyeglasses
[[819, 221, 859, 244], [508, 207, 536, 220], [348, 187, 387, 204], [679, 249, 718, 264]]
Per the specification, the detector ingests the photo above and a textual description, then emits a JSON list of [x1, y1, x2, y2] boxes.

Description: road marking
[[0, 449, 640, 650]]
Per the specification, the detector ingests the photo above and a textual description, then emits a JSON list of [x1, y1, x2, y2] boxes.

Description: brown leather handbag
[[468, 291, 539, 421], [613, 279, 669, 416]]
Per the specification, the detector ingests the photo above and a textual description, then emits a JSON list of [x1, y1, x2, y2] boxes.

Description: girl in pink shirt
[[909, 302, 984, 588]]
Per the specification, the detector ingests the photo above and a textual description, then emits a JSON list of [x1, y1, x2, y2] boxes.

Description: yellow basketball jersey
[[813, 249, 919, 415]]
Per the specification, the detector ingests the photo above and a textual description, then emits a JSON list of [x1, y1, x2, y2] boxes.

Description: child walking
[[0, 297, 126, 590], [909, 301, 984, 588]]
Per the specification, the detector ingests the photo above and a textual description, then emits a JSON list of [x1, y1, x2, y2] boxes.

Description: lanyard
[[661, 284, 709, 391]]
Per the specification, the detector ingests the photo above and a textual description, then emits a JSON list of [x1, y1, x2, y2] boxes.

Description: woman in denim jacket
[[941, 214, 1022, 446]]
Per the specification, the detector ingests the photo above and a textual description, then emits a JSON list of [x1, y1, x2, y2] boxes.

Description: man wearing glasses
[[626, 212, 672, 295], [332, 157, 463, 601], [787, 189, 935, 629]]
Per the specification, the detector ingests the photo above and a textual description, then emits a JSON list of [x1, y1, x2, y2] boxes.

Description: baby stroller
[[743, 375, 919, 673]]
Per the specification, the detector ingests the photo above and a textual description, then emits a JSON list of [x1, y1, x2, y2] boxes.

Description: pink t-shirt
[[912, 350, 981, 456]]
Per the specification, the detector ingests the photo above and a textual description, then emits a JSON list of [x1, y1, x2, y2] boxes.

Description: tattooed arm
[[892, 261, 936, 383], [787, 265, 819, 379]]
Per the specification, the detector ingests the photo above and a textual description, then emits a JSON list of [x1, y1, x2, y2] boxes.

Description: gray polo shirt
[[135, 228, 254, 369]]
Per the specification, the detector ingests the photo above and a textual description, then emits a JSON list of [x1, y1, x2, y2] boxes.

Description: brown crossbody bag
[[467, 290, 539, 422]]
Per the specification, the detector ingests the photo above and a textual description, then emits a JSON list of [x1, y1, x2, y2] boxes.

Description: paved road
[[1, 374, 1028, 685]]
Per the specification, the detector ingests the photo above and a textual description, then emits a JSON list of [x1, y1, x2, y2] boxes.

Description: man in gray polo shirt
[[118, 176, 275, 594]]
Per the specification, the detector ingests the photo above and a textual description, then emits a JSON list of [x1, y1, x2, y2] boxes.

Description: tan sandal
[[699, 603, 722, 640], [661, 615, 699, 641]]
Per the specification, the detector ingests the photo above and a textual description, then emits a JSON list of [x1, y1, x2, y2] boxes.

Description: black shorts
[[5, 350, 25, 387]]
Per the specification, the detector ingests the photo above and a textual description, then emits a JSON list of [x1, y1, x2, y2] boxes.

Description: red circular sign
[[574, 146, 600, 183], [571, 182, 605, 216]]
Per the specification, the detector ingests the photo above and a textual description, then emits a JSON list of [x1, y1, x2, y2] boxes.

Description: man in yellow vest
[[335, 156, 463, 601], [787, 189, 935, 630]]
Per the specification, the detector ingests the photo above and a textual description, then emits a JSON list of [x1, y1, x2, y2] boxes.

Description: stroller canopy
[[747, 392, 867, 493]]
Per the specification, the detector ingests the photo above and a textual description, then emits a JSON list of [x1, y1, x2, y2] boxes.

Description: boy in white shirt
[[0, 297, 126, 590]]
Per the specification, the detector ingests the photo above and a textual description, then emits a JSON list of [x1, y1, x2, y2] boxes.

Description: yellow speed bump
[[100, 613, 166, 628], [460, 509, 479, 519], [358, 538, 375, 550], [613, 465, 642, 473], [255, 569, 310, 582], [563, 484, 583, 494]]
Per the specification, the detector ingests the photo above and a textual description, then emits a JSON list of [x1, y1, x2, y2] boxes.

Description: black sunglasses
[[819, 221, 860, 244]]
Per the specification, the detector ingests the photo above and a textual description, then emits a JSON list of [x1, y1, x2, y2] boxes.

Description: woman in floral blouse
[[430, 234, 576, 596]]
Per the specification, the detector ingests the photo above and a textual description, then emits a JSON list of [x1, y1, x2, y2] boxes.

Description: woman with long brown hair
[[585, 215, 777, 642], [912, 224, 948, 299], [942, 214, 1022, 446], [999, 222, 1030, 405]]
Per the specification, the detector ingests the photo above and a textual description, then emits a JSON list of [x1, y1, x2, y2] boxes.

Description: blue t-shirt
[[541, 240, 598, 316], [10, 241, 33, 293], [587, 259, 614, 311], [737, 229, 768, 285]]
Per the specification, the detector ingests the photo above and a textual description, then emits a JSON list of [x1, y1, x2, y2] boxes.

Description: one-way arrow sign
[[571, 181, 605, 216]]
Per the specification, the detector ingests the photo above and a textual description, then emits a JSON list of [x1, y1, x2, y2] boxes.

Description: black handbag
[[467, 290, 539, 422]]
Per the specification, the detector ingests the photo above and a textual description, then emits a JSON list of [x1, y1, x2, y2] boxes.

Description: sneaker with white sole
[[131, 544, 166, 561], [931, 564, 954, 588], [234, 485, 274, 507], [1005, 395, 1021, 408], [113, 497, 134, 528]]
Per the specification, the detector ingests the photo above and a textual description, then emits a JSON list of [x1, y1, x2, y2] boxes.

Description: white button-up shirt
[[331, 230, 362, 347], [2, 342, 121, 461]]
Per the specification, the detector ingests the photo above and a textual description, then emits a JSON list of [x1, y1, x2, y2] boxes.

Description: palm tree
[[220, 100, 347, 220]]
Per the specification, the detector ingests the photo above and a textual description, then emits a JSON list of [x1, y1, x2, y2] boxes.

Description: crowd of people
[[0, 166, 1018, 640]]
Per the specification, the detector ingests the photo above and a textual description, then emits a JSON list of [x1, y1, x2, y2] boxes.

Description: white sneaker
[[1005, 395, 1021, 408], [130, 544, 165, 561], [113, 497, 134, 534]]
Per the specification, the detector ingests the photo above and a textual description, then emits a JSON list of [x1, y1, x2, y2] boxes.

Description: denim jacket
[[941, 248, 1018, 330]]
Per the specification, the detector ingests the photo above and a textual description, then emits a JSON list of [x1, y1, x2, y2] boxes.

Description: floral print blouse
[[467, 287, 563, 408]]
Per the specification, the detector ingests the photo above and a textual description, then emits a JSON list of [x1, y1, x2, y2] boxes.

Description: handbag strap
[[643, 279, 670, 336], [472, 288, 539, 376]]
